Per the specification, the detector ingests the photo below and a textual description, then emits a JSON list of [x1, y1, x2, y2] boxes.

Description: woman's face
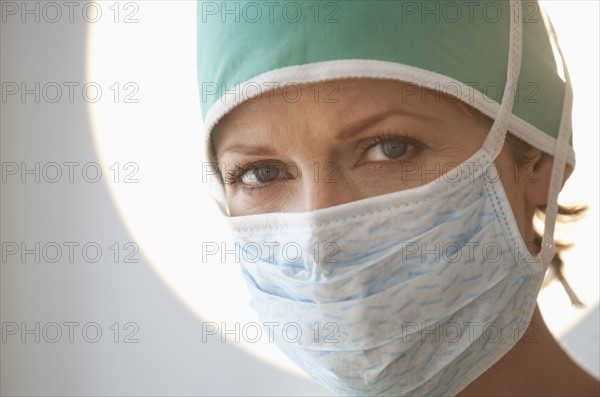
[[214, 78, 538, 242]]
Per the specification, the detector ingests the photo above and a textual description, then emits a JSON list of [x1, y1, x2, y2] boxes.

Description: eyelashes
[[357, 130, 422, 166], [357, 130, 415, 152], [223, 161, 292, 195], [222, 130, 423, 194]]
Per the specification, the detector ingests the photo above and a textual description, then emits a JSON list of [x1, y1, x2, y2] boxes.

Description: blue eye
[[382, 141, 408, 158], [366, 139, 410, 161], [241, 164, 281, 185]]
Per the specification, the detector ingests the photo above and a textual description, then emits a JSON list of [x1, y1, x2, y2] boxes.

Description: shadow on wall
[[561, 303, 600, 377], [0, 5, 330, 396]]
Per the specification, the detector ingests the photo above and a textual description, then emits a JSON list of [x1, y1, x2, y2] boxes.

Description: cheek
[[495, 154, 531, 242], [226, 182, 301, 216]]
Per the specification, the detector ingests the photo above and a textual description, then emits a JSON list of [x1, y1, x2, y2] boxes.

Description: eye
[[365, 138, 410, 161], [241, 163, 281, 185]]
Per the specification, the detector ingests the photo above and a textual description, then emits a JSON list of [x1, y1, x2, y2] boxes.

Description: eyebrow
[[217, 143, 278, 156], [336, 108, 435, 140], [218, 107, 434, 156]]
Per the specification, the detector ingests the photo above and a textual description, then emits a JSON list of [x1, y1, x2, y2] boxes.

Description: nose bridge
[[299, 159, 356, 211]]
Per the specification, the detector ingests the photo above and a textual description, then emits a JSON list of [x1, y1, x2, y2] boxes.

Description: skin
[[213, 78, 599, 396]]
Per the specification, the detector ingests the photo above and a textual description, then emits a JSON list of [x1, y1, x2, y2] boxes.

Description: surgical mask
[[226, 145, 544, 396], [219, 8, 572, 397]]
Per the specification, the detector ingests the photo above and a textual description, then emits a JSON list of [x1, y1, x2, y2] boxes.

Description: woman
[[197, 1, 599, 395]]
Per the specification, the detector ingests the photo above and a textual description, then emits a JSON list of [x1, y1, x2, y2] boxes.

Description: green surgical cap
[[196, 0, 574, 169]]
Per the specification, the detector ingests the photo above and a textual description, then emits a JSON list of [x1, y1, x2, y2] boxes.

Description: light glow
[[86, 0, 599, 378]]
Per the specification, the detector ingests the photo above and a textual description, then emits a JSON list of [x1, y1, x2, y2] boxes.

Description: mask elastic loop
[[481, 1, 523, 161], [538, 16, 574, 270]]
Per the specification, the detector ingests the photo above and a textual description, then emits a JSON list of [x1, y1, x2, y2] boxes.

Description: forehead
[[213, 78, 469, 143]]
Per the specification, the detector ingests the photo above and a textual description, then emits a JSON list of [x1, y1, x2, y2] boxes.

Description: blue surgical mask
[[225, 145, 546, 396]]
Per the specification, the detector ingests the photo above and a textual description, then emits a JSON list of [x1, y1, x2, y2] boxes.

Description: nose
[[299, 165, 361, 211]]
